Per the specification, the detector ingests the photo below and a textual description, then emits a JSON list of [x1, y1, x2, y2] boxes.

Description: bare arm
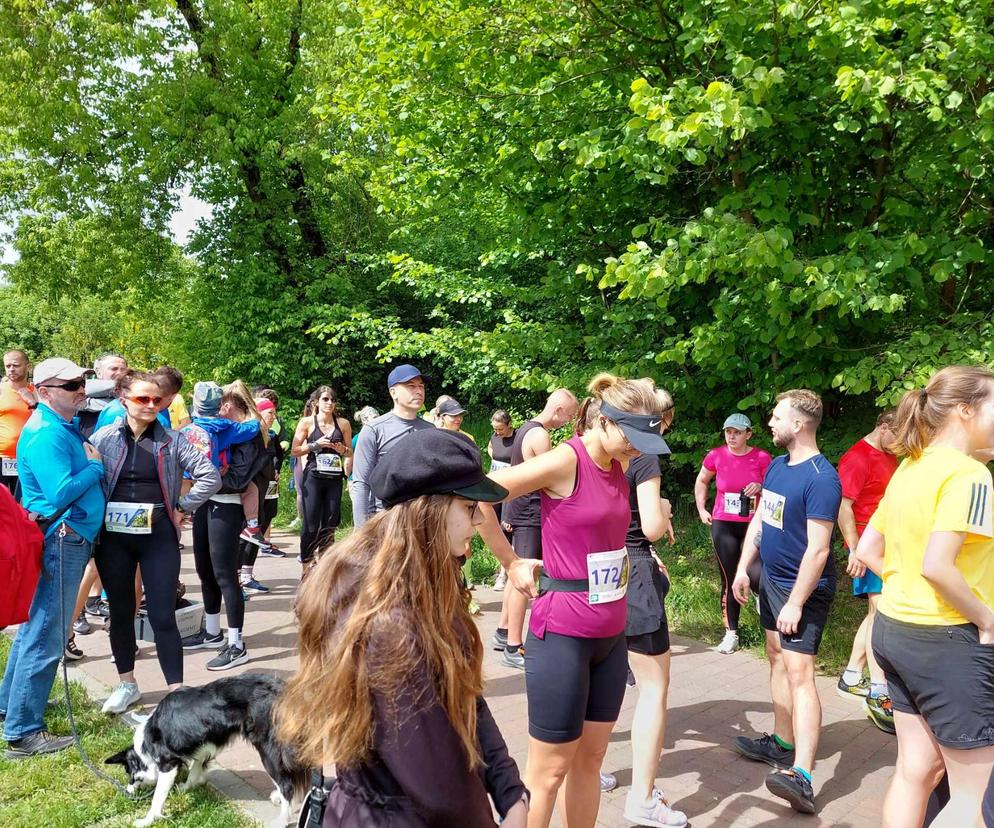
[[922, 532, 994, 639], [837, 497, 860, 552], [732, 507, 764, 604], [290, 418, 312, 458], [854, 525, 885, 576], [636, 476, 670, 543], [694, 466, 715, 524], [777, 518, 835, 635]]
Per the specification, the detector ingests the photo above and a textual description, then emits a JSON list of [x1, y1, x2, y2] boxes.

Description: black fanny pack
[[537, 573, 588, 596], [297, 770, 337, 828]]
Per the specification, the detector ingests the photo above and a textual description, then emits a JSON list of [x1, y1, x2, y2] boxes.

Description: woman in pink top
[[479, 373, 672, 828], [694, 413, 772, 654]]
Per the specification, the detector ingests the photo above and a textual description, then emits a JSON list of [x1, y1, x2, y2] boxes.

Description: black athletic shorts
[[873, 612, 994, 749], [524, 630, 627, 743], [625, 552, 670, 656], [758, 569, 834, 655], [511, 525, 542, 560]]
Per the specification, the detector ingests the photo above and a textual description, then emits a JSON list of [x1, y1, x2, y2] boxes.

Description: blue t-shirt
[[759, 453, 842, 588]]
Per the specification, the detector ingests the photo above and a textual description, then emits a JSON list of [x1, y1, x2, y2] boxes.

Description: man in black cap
[[352, 364, 434, 527]]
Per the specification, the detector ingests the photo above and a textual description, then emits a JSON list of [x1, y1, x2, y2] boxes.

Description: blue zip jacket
[[94, 398, 170, 432], [192, 417, 261, 467], [17, 403, 106, 541]]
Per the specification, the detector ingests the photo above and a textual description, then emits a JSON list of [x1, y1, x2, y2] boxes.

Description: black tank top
[[489, 431, 515, 466], [307, 415, 344, 476], [502, 420, 544, 528], [109, 425, 165, 506]]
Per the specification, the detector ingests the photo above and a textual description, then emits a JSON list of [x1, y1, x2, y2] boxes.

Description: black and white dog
[[105, 674, 309, 827]]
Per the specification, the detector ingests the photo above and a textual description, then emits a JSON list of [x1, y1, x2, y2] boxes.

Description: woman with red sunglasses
[[90, 370, 220, 714]]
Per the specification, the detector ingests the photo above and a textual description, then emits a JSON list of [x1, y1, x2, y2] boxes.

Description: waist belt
[[538, 573, 588, 596]]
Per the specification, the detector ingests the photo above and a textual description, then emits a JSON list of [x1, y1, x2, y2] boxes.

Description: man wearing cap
[[0, 358, 105, 758], [731, 389, 842, 814], [0, 349, 38, 494], [351, 364, 434, 528]]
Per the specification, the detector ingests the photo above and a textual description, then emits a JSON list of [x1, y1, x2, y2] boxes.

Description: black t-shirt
[[502, 420, 545, 528], [109, 424, 164, 505], [625, 453, 662, 552], [489, 431, 515, 465]]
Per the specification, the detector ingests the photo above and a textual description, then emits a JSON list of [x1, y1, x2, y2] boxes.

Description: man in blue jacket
[[0, 358, 105, 758]]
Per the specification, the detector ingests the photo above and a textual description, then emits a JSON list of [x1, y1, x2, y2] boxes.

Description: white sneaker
[[716, 630, 739, 654], [102, 682, 141, 714], [493, 570, 507, 591], [623, 788, 688, 827]]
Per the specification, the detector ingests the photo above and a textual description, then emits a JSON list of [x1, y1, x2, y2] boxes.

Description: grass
[[0, 636, 250, 828]]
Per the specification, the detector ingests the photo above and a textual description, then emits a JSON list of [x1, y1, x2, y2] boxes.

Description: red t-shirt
[[837, 438, 898, 532]]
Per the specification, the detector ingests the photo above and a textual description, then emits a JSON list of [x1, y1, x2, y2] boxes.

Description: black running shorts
[[873, 612, 994, 749], [511, 525, 542, 560], [758, 569, 834, 655], [524, 630, 627, 743]]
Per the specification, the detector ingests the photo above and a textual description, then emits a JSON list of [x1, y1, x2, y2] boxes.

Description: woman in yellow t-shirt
[[856, 365, 994, 828]]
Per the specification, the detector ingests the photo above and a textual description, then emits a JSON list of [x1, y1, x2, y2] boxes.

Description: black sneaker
[[766, 768, 816, 814], [207, 643, 249, 671], [63, 638, 84, 661], [181, 629, 225, 650], [5, 730, 74, 759], [733, 733, 795, 769], [259, 544, 285, 558]]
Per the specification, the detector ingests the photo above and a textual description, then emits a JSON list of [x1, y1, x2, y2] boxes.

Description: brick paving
[[67, 526, 895, 826]]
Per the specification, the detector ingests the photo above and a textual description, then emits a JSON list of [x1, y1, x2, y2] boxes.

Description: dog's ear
[[105, 748, 130, 766]]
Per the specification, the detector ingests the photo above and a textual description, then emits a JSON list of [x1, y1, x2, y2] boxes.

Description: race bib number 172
[[586, 548, 629, 605]]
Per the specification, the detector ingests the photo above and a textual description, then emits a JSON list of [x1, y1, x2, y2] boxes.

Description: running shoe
[[288, 517, 302, 532], [765, 768, 816, 814], [493, 570, 507, 591], [501, 647, 525, 671], [95, 600, 111, 619], [84, 596, 102, 616], [622, 787, 688, 827], [4, 730, 74, 759], [121, 711, 151, 730], [716, 630, 739, 654], [836, 673, 870, 699], [73, 612, 92, 635], [864, 694, 896, 734], [491, 629, 508, 651], [732, 733, 795, 769], [207, 643, 249, 671], [102, 682, 141, 714], [63, 638, 84, 661], [599, 772, 617, 792], [259, 543, 285, 558], [241, 578, 270, 594], [182, 629, 225, 650], [239, 526, 263, 546]]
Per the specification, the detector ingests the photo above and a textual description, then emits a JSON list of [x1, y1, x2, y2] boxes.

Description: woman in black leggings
[[291, 385, 352, 568], [90, 370, 220, 714]]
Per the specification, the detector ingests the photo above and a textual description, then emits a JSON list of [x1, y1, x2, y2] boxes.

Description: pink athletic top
[[529, 436, 631, 639], [702, 445, 772, 522]]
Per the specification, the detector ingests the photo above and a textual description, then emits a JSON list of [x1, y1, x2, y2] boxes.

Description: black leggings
[[192, 501, 245, 630], [94, 515, 183, 684], [711, 519, 762, 631], [240, 496, 278, 568], [299, 467, 343, 562]]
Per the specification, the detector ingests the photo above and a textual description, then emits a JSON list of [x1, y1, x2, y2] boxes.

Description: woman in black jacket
[[276, 429, 528, 827]]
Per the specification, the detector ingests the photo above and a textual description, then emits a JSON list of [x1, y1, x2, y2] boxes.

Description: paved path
[[70, 527, 895, 827]]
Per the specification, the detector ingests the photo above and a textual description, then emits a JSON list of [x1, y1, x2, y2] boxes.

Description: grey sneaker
[[5, 730, 74, 759], [766, 768, 816, 814], [733, 732, 795, 769], [491, 630, 508, 651], [182, 629, 225, 650], [207, 643, 249, 671], [622, 788, 688, 826], [501, 647, 525, 671], [599, 772, 617, 792], [73, 612, 92, 635], [102, 682, 141, 714]]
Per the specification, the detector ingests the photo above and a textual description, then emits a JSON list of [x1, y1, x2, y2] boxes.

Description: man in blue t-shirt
[[730, 389, 842, 815]]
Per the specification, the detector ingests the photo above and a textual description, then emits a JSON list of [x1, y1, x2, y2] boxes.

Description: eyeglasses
[[41, 379, 85, 392], [127, 395, 163, 407]]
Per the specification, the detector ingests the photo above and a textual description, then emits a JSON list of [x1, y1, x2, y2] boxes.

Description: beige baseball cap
[[33, 358, 89, 386]]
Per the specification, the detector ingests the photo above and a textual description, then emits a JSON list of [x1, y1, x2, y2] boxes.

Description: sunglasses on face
[[127, 395, 163, 407], [42, 379, 85, 392]]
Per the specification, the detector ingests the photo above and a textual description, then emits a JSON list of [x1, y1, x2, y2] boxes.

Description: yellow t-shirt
[[168, 395, 191, 429], [870, 445, 994, 624]]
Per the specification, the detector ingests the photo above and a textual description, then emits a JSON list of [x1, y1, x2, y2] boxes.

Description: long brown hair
[[891, 365, 994, 459], [222, 379, 268, 446], [275, 495, 484, 769]]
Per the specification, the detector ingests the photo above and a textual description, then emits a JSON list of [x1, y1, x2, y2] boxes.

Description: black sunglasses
[[41, 379, 85, 392]]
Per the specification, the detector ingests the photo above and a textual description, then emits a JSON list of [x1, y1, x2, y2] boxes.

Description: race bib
[[105, 502, 154, 534], [490, 459, 510, 470], [723, 492, 741, 514], [315, 453, 343, 475], [761, 491, 786, 530], [1, 457, 17, 477], [586, 548, 629, 605], [265, 480, 279, 500]]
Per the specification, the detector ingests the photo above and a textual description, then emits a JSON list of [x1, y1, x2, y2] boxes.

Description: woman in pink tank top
[[479, 373, 673, 828]]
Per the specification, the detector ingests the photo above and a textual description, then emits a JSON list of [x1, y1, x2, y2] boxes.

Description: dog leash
[[57, 523, 151, 801]]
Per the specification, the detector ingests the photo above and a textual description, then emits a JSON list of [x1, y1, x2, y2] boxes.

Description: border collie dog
[[106, 674, 309, 827]]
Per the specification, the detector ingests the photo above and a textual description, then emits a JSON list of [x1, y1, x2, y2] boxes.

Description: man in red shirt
[[0, 350, 38, 494], [835, 410, 897, 734]]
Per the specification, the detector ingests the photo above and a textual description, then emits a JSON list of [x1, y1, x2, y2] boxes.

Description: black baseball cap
[[600, 400, 671, 455], [370, 429, 508, 508], [437, 398, 466, 416]]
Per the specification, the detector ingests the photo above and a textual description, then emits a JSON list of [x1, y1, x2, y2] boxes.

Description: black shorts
[[873, 612, 994, 749], [511, 525, 542, 560], [759, 570, 834, 655], [524, 630, 627, 743], [625, 552, 670, 656]]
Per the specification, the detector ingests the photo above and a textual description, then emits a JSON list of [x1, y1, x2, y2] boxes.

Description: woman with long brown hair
[[855, 365, 994, 827], [276, 428, 528, 826]]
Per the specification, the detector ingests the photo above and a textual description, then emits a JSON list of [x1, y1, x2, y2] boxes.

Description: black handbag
[[298, 770, 336, 828]]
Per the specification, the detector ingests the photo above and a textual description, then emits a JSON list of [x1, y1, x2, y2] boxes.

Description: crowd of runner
[[0, 347, 992, 827]]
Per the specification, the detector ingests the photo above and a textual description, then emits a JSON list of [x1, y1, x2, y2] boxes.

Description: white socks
[[204, 612, 222, 637], [228, 627, 242, 647]]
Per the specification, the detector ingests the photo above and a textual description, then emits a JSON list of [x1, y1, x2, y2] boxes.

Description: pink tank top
[[529, 435, 631, 639]]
